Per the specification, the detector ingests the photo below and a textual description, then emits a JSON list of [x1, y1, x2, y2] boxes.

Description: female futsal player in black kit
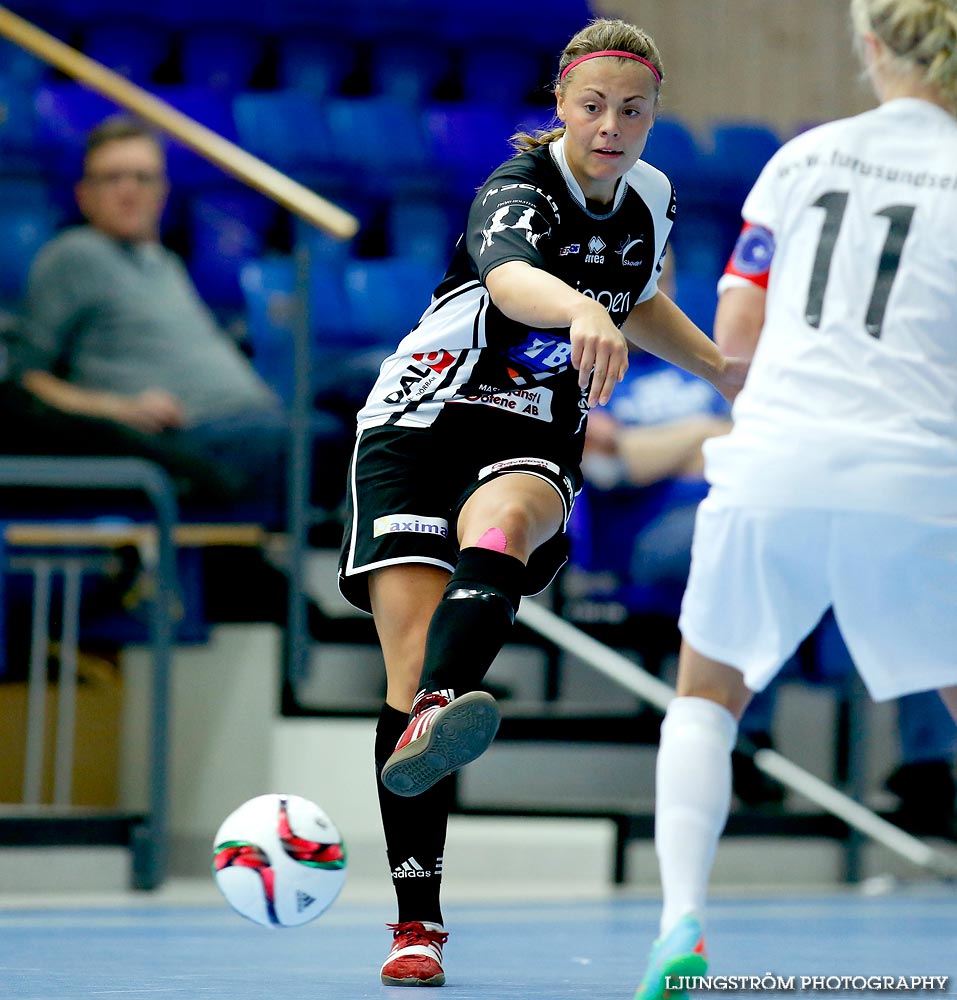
[[337, 17, 748, 987]]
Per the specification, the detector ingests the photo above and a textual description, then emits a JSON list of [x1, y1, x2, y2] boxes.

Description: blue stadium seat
[[276, 37, 356, 97], [241, 254, 357, 401], [263, 0, 356, 32], [0, 36, 47, 88], [271, 0, 458, 36], [704, 121, 782, 207], [423, 103, 520, 199], [0, 177, 53, 210], [34, 82, 127, 182], [673, 269, 719, 334], [293, 221, 352, 277], [342, 256, 442, 348], [0, 78, 41, 172], [460, 40, 548, 106], [80, 21, 171, 84], [239, 255, 300, 404], [370, 37, 451, 106], [233, 90, 335, 174], [188, 188, 272, 310], [443, 0, 588, 49], [307, 256, 357, 348], [180, 28, 264, 93], [152, 86, 240, 191], [669, 209, 740, 282], [0, 206, 59, 306], [641, 117, 701, 201], [325, 96, 433, 195], [386, 194, 457, 268]]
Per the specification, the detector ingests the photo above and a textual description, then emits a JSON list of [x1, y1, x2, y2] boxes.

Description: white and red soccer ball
[[212, 793, 347, 927]]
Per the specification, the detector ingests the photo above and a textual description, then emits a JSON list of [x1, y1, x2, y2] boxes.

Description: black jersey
[[357, 134, 677, 441]]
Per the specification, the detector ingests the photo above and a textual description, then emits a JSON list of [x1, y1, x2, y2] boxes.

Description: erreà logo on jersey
[[373, 515, 449, 538], [585, 235, 605, 263]]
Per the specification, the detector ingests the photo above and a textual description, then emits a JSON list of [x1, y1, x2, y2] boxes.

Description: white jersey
[[705, 98, 957, 517]]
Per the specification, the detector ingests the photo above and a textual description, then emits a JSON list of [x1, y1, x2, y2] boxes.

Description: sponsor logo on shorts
[[373, 514, 449, 538], [457, 385, 554, 421], [478, 457, 560, 479]]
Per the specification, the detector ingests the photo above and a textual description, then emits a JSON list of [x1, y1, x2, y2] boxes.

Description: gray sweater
[[19, 226, 277, 426]]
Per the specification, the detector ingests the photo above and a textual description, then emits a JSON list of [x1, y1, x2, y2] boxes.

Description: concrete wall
[[592, 0, 874, 136]]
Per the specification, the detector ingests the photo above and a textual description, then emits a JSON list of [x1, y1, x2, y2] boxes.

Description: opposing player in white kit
[[635, 1, 957, 997]]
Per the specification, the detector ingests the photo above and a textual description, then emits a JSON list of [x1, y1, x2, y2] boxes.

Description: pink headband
[[560, 50, 661, 85]]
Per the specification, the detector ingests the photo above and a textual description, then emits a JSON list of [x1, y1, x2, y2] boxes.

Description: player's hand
[[712, 356, 750, 403], [569, 305, 629, 408], [113, 389, 187, 434]]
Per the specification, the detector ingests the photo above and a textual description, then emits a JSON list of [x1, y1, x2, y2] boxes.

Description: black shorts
[[338, 405, 583, 614]]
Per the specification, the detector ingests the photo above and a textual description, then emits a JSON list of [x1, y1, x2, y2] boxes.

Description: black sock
[[375, 703, 451, 925], [418, 546, 525, 698]]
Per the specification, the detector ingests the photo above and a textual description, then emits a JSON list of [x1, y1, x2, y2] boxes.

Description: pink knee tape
[[475, 527, 507, 553]]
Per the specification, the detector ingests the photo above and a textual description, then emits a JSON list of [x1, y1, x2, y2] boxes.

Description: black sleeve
[[466, 174, 560, 283]]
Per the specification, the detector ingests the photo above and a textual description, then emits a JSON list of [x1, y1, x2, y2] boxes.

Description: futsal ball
[[212, 793, 347, 927]]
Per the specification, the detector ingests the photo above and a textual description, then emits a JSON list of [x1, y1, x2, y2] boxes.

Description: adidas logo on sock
[[296, 889, 317, 911], [392, 857, 432, 879]]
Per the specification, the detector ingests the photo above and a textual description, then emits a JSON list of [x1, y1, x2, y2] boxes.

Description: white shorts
[[678, 497, 957, 702]]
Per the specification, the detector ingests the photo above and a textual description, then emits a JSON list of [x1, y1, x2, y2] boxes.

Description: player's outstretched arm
[[621, 291, 749, 402], [484, 260, 628, 407]]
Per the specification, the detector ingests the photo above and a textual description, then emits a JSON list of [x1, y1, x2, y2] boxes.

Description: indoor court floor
[[1, 881, 954, 999]]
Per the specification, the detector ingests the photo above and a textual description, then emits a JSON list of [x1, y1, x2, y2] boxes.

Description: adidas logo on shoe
[[296, 889, 317, 912], [392, 857, 432, 879]]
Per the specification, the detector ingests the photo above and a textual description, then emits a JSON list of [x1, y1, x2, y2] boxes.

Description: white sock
[[655, 696, 738, 937]]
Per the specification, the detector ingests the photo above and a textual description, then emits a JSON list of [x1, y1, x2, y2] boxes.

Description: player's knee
[[475, 526, 508, 552], [469, 502, 538, 557]]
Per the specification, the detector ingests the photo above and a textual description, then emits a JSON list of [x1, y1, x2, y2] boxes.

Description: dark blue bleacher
[[422, 102, 526, 204], [152, 86, 241, 192], [275, 36, 357, 97], [239, 254, 300, 405], [459, 39, 551, 107], [0, 77, 42, 175], [324, 95, 435, 198], [187, 186, 274, 311], [369, 37, 452, 106], [642, 116, 701, 204], [232, 88, 335, 175], [80, 21, 172, 85], [704, 120, 782, 209], [33, 82, 125, 189], [386, 194, 458, 269], [180, 27, 265, 93], [342, 255, 441, 349], [0, 36, 48, 89], [0, 204, 59, 308]]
